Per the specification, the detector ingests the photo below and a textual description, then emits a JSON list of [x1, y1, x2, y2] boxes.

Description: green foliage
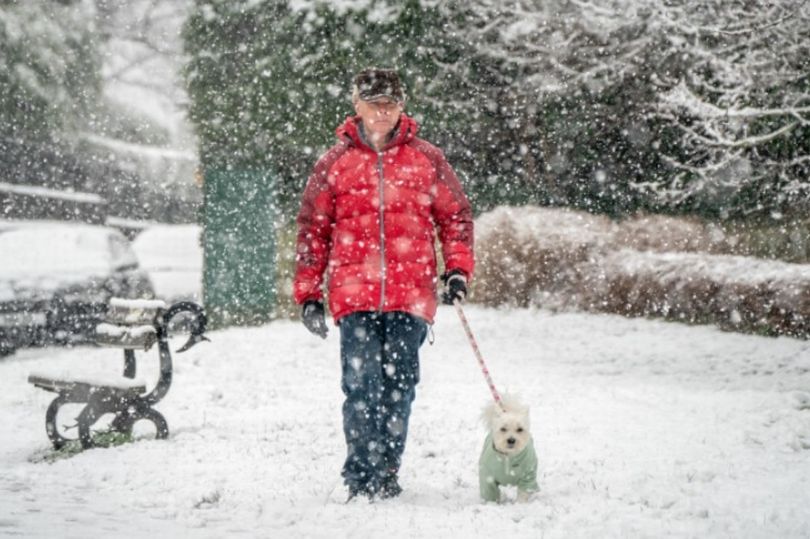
[[91, 430, 134, 448], [720, 216, 810, 264], [28, 431, 134, 463]]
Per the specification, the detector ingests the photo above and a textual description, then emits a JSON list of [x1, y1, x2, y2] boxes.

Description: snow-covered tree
[[436, 0, 669, 214], [647, 1, 810, 218], [445, 0, 810, 218]]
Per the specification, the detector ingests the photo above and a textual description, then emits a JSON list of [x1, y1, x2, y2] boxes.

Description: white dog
[[479, 395, 538, 503]]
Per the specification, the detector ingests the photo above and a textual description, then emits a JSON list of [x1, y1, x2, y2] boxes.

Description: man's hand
[[302, 300, 328, 339], [441, 270, 467, 305]]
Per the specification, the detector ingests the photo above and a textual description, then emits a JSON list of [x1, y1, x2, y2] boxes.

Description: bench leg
[[45, 395, 80, 450], [110, 410, 135, 436], [109, 407, 168, 439], [77, 403, 100, 449], [78, 403, 169, 449], [137, 408, 169, 440]]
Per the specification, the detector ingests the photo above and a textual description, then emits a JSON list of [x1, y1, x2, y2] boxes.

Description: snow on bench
[[28, 371, 147, 395], [104, 297, 167, 327], [95, 323, 157, 350], [108, 298, 168, 310]]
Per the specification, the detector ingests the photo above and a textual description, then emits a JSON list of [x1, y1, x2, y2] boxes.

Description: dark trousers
[[338, 311, 427, 492]]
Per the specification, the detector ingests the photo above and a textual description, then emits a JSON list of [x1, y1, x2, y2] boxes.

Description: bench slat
[[28, 373, 147, 395]]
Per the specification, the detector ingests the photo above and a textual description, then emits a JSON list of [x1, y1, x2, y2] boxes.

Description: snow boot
[[379, 474, 402, 499]]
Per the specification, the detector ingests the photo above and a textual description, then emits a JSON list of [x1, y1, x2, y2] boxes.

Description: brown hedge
[[472, 206, 810, 339]]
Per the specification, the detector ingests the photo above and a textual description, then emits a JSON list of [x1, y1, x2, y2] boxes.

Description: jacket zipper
[[377, 151, 386, 312]]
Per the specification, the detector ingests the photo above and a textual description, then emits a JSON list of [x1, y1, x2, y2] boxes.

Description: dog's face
[[482, 397, 532, 457]]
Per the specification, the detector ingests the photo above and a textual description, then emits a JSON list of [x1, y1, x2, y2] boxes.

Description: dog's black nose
[[507, 437, 516, 445]]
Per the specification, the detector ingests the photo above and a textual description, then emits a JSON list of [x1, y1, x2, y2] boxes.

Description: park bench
[[28, 298, 208, 449]]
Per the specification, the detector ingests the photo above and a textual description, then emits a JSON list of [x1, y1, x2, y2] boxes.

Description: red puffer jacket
[[293, 114, 474, 324]]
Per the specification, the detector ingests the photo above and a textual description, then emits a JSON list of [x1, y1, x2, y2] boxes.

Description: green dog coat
[[479, 433, 539, 502]]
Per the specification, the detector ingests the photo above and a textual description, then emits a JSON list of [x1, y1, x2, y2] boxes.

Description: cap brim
[[360, 94, 403, 103]]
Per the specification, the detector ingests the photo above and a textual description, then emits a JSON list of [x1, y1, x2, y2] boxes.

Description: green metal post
[[202, 168, 277, 327]]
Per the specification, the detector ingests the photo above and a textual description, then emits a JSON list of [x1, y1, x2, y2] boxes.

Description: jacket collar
[[485, 433, 534, 462], [337, 114, 418, 152]]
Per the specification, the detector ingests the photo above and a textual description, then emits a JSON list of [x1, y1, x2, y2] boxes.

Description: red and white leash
[[453, 299, 506, 412]]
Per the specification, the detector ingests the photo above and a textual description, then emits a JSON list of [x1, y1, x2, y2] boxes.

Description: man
[[293, 67, 474, 501]]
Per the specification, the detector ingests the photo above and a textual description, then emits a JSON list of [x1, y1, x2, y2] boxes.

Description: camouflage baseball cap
[[353, 68, 405, 102]]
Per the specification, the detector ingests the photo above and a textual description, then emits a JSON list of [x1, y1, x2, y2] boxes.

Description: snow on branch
[[661, 83, 810, 121]]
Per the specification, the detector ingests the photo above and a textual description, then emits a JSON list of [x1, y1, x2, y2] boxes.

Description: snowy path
[[2, 306, 809, 538]]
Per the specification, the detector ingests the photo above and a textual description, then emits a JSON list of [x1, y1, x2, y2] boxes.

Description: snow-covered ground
[[2, 306, 809, 538]]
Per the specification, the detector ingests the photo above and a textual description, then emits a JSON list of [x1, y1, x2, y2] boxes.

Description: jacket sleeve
[[429, 147, 474, 280], [292, 145, 343, 305]]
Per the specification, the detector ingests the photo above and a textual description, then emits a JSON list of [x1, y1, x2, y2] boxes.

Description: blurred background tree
[[0, 1, 102, 193], [1, 0, 199, 224]]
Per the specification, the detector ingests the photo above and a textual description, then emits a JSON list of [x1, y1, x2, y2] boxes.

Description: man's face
[[354, 97, 403, 142]]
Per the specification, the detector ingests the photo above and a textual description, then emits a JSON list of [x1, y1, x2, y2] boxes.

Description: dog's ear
[[500, 394, 526, 413], [480, 401, 500, 430], [517, 403, 530, 426], [499, 393, 530, 426]]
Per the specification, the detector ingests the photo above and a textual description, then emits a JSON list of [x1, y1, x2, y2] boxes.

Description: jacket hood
[[336, 114, 419, 151]]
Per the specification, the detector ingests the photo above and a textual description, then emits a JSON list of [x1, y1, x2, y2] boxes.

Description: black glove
[[302, 300, 328, 339], [441, 269, 468, 305]]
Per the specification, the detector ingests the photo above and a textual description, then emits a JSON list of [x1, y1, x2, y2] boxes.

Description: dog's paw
[[516, 490, 536, 503]]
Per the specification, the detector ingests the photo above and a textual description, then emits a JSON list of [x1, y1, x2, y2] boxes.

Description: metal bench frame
[[29, 301, 208, 450]]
